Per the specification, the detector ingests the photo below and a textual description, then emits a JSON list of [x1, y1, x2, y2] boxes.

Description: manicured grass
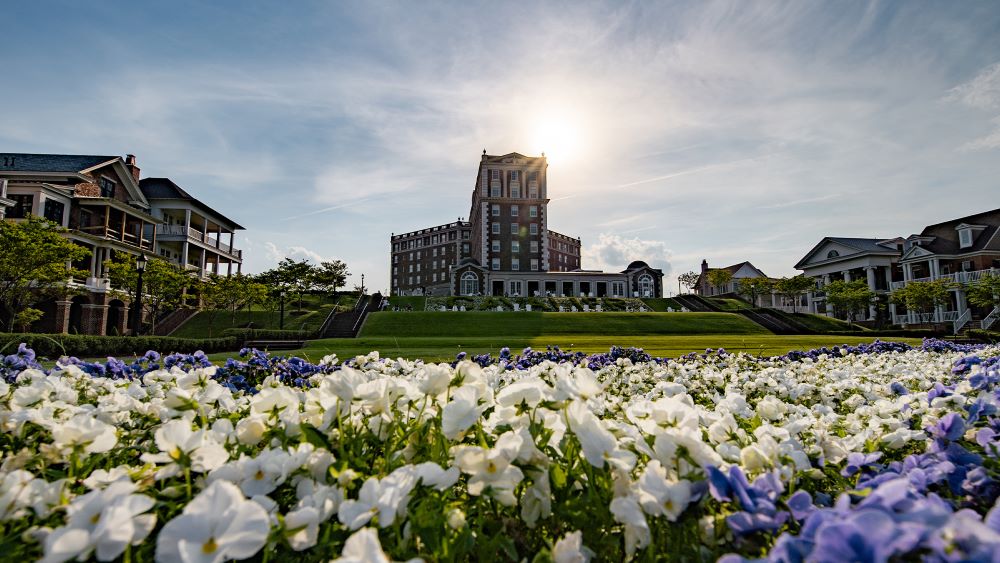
[[360, 311, 768, 338], [171, 294, 337, 338], [641, 298, 683, 311], [206, 335, 925, 364], [708, 298, 752, 311], [769, 310, 860, 333]]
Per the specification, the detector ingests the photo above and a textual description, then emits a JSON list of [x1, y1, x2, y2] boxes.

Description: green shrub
[[0, 333, 238, 359], [222, 328, 314, 342]]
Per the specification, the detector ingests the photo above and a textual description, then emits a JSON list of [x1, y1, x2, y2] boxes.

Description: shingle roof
[[0, 153, 119, 173], [914, 208, 1000, 256], [825, 237, 898, 253], [139, 178, 245, 230]]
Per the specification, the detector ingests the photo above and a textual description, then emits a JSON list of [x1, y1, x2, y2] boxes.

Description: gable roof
[[482, 152, 545, 164], [139, 178, 244, 230], [794, 237, 900, 269], [906, 208, 1000, 256], [0, 153, 119, 173]]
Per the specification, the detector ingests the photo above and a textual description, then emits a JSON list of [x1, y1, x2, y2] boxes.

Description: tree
[[706, 270, 734, 294], [825, 280, 874, 324], [105, 254, 191, 334], [737, 277, 773, 307], [199, 273, 271, 336], [966, 272, 1000, 310], [890, 279, 951, 323], [677, 271, 700, 294], [13, 308, 44, 332], [774, 276, 816, 313], [257, 258, 318, 311], [311, 260, 350, 296], [0, 216, 90, 332]]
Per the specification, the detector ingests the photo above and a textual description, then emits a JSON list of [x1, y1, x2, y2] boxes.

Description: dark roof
[[0, 153, 119, 173], [825, 237, 898, 253], [913, 208, 1000, 255], [625, 260, 649, 270], [139, 178, 244, 230], [482, 152, 545, 164]]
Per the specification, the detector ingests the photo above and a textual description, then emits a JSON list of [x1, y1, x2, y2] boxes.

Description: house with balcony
[[893, 208, 1000, 332], [139, 178, 244, 278], [0, 153, 161, 335], [794, 237, 904, 323]]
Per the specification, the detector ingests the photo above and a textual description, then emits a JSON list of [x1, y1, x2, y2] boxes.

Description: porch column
[[181, 241, 189, 270], [184, 209, 192, 232], [903, 263, 913, 282], [866, 267, 877, 319], [53, 300, 72, 334], [884, 265, 893, 290], [228, 260, 233, 276], [930, 259, 940, 280], [199, 248, 206, 277]]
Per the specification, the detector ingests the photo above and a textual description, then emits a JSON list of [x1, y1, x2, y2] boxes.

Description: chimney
[[125, 154, 140, 183], [701, 259, 709, 273]]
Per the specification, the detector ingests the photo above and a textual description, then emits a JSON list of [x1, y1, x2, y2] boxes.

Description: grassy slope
[[769, 310, 859, 333], [387, 296, 427, 311], [171, 294, 337, 339], [360, 311, 768, 337], [206, 334, 924, 364], [641, 298, 683, 311], [708, 298, 753, 311]]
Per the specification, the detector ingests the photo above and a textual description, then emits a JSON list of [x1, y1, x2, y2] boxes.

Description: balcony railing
[[982, 306, 1000, 331], [893, 310, 960, 325], [890, 268, 998, 290], [155, 224, 241, 257]]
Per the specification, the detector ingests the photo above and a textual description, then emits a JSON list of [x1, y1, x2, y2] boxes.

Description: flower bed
[[1, 340, 999, 561]]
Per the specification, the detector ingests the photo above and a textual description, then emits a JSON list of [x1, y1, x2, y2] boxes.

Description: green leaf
[[300, 422, 332, 451]]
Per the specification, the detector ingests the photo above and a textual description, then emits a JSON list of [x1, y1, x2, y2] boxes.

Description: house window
[[509, 280, 522, 296], [492, 222, 500, 234], [959, 229, 973, 248], [826, 250, 839, 259], [492, 258, 500, 270], [511, 223, 519, 235], [510, 205, 518, 216], [510, 170, 519, 182], [492, 240, 501, 252], [512, 241, 520, 252], [492, 204, 500, 217], [432, 273, 437, 282], [43, 199, 65, 224], [530, 241, 538, 253], [461, 272, 479, 296], [531, 259, 538, 271], [491, 170, 500, 181], [512, 258, 520, 271], [530, 223, 538, 235], [7, 194, 32, 218], [99, 178, 116, 199], [462, 243, 469, 254], [638, 274, 654, 298], [511, 185, 521, 198], [462, 231, 470, 239], [529, 206, 537, 218]]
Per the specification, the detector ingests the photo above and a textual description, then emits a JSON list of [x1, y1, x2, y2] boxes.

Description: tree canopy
[[966, 273, 1000, 310], [0, 217, 89, 331], [677, 271, 700, 293], [706, 270, 733, 292], [825, 280, 874, 323], [105, 254, 191, 334], [774, 276, 816, 313], [737, 277, 773, 307], [890, 279, 951, 322]]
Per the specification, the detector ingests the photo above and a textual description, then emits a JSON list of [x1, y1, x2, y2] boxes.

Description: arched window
[[460, 272, 479, 296], [826, 250, 839, 259], [638, 274, 653, 298]]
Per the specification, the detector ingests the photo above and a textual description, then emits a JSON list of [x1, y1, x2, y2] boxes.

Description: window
[[511, 223, 519, 235], [7, 194, 32, 218], [416, 263, 421, 272], [612, 281, 625, 297], [530, 223, 538, 235], [826, 250, 840, 259], [510, 205, 518, 216], [491, 185, 501, 197], [490, 222, 499, 234], [528, 171, 538, 182], [510, 170, 519, 182], [99, 178, 116, 199], [511, 185, 521, 198], [529, 206, 537, 218], [462, 243, 469, 254], [530, 241, 538, 253], [512, 258, 520, 271], [531, 259, 538, 271], [492, 258, 500, 270], [461, 272, 479, 296], [416, 251, 421, 259], [638, 274, 654, 298], [492, 240, 501, 252], [43, 199, 64, 224], [512, 241, 520, 253], [492, 204, 500, 217], [462, 231, 470, 239], [432, 260, 437, 269], [432, 273, 437, 282], [959, 229, 973, 248], [509, 280, 522, 296], [491, 170, 500, 181]]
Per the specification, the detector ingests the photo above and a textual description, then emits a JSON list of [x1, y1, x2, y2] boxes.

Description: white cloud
[[582, 233, 673, 277], [262, 242, 328, 265], [945, 62, 1000, 109]]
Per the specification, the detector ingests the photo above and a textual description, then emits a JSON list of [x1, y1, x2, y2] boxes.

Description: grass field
[[640, 298, 683, 311], [360, 311, 768, 337], [707, 298, 753, 311], [769, 310, 860, 332], [206, 334, 925, 364], [171, 294, 339, 338]]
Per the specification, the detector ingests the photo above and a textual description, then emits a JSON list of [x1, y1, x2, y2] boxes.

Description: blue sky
[[3, 1, 1000, 293]]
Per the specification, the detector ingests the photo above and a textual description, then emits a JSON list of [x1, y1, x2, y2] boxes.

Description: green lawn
[[171, 294, 338, 338], [387, 296, 427, 311], [206, 334, 924, 364], [769, 310, 860, 333], [640, 298, 683, 311], [360, 311, 768, 338], [708, 298, 753, 311]]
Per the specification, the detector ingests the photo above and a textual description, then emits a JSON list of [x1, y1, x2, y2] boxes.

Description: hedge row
[[0, 333, 238, 359], [824, 329, 945, 338], [968, 329, 1000, 342], [221, 328, 315, 342]]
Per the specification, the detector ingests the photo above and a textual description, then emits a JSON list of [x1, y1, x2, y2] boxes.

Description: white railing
[[982, 306, 1000, 331], [893, 310, 960, 325], [953, 309, 972, 334], [155, 224, 187, 236], [891, 268, 997, 290]]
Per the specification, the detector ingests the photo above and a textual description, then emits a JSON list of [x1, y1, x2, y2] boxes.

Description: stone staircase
[[672, 294, 719, 312], [153, 308, 198, 336], [319, 293, 382, 339], [673, 294, 808, 335]]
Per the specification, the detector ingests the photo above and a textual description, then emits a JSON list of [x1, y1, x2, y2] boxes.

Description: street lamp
[[132, 253, 147, 336], [279, 289, 286, 330]]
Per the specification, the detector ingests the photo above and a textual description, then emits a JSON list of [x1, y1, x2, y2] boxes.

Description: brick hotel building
[[390, 152, 663, 298]]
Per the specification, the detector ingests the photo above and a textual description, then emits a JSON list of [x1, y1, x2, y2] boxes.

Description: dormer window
[[959, 228, 973, 249]]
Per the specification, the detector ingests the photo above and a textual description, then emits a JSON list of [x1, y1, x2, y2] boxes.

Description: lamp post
[[279, 289, 286, 330], [132, 253, 147, 336]]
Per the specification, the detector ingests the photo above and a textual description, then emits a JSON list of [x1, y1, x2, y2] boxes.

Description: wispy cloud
[[615, 154, 780, 189]]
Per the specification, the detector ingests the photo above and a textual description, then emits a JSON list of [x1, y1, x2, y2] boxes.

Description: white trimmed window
[[638, 274, 654, 298], [529, 205, 537, 217], [512, 241, 520, 252], [492, 204, 500, 217], [492, 258, 500, 270], [511, 205, 518, 216], [530, 241, 538, 253], [959, 228, 973, 248], [492, 222, 500, 234], [512, 258, 520, 271], [530, 223, 538, 235], [492, 240, 501, 252], [509, 280, 522, 296], [531, 259, 538, 271], [511, 223, 519, 235], [461, 272, 478, 295]]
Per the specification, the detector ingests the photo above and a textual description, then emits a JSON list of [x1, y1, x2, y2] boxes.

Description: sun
[[532, 113, 582, 164]]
